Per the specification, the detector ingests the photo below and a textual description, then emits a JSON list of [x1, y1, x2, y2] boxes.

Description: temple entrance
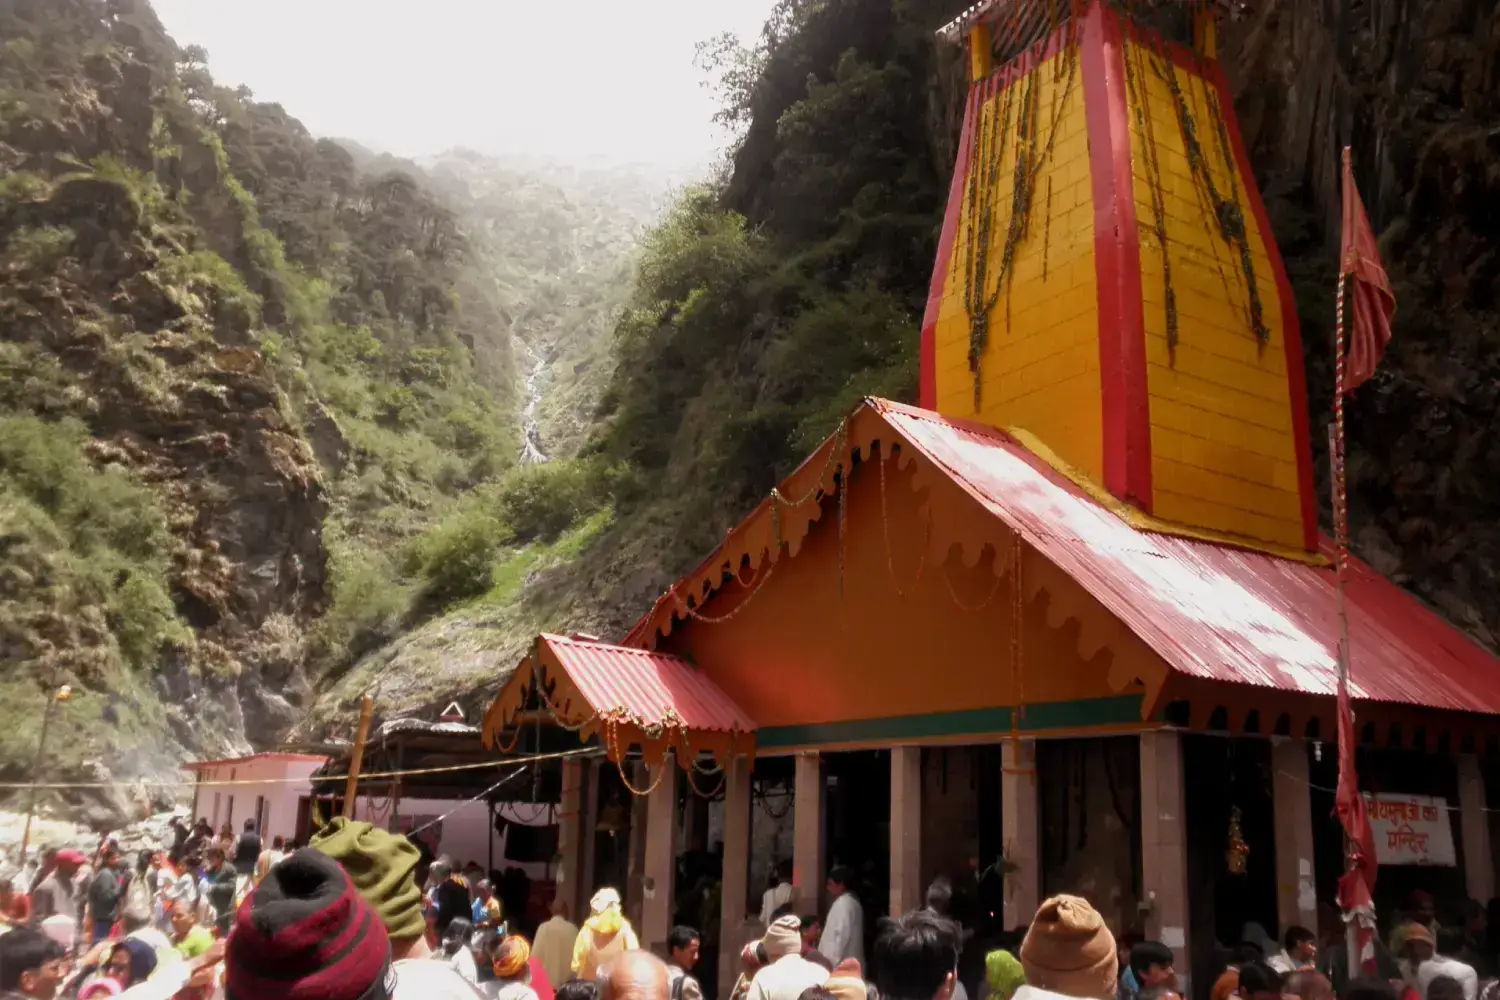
[[1039, 737, 1142, 934], [1183, 736, 1277, 1000], [825, 750, 892, 917]]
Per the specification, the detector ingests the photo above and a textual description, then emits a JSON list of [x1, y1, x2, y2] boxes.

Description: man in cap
[[748, 915, 830, 1000], [226, 848, 397, 1000], [1015, 895, 1118, 1000], [29, 852, 85, 927], [310, 818, 484, 998]]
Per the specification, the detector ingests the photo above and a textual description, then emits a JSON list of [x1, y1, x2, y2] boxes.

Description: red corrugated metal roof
[[183, 752, 329, 772], [874, 399, 1500, 714], [538, 634, 757, 733]]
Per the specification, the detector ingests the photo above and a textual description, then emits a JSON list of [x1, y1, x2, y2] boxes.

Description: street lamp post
[[18, 684, 72, 868]]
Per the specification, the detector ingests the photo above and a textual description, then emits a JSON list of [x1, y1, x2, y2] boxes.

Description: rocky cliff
[[0, 0, 646, 821]]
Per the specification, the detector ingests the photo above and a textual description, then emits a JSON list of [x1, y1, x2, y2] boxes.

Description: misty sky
[[150, 0, 776, 169]]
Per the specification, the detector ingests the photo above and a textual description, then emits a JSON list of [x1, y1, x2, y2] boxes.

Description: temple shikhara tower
[[923, 0, 1315, 555]]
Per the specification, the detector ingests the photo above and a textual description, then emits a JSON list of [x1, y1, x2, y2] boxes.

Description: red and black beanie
[[226, 848, 396, 1000]]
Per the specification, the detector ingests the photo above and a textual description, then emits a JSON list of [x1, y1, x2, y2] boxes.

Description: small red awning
[[482, 633, 756, 767]]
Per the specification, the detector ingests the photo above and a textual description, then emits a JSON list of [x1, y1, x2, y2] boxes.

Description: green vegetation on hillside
[[0, 0, 650, 782]]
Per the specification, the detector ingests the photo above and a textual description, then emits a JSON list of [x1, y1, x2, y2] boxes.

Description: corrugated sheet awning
[[888, 400, 1500, 714], [482, 634, 756, 767], [627, 398, 1500, 723]]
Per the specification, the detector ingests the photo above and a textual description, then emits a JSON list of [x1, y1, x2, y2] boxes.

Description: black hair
[[925, 877, 954, 917], [1237, 961, 1283, 996], [1284, 926, 1316, 952], [778, 859, 793, 879], [1233, 942, 1266, 965], [800, 990, 838, 1000], [443, 917, 474, 956], [559, 982, 599, 1000], [1341, 978, 1399, 1000], [828, 866, 854, 888], [244, 817, 256, 831], [873, 909, 960, 1000], [273, 834, 286, 849], [799, 914, 822, 932], [1426, 977, 1464, 1000], [1435, 927, 1465, 955], [1129, 941, 1176, 978], [772, 902, 796, 921], [668, 926, 701, 952], [0, 927, 64, 991]]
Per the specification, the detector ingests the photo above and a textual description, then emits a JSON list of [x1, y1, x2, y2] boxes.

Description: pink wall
[[188, 754, 326, 843]]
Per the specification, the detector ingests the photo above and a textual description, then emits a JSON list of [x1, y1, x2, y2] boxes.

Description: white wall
[[190, 756, 325, 844]]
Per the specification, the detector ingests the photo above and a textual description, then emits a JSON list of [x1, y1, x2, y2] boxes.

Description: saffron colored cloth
[[1338, 146, 1395, 394]]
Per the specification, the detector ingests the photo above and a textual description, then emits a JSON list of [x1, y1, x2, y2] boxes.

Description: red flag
[[1339, 147, 1396, 394]]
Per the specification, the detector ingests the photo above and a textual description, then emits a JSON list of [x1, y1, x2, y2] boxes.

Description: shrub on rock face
[[406, 502, 509, 608]]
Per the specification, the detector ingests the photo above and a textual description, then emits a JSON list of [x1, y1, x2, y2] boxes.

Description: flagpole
[[1332, 145, 1355, 980]]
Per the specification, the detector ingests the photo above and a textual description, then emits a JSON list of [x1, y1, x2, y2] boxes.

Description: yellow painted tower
[[922, 0, 1317, 555]]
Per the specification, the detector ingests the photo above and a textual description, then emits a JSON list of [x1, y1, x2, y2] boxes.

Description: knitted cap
[[309, 818, 426, 942], [986, 949, 1027, 1000], [763, 915, 803, 961], [825, 958, 867, 1000], [227, 848, 396, 1000], [1019, 896, 1117, 1000], [1403, 923, 1434, 948]]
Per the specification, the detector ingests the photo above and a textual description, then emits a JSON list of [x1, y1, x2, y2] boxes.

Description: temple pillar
[[1272, 739, 1318, 936], [580, 758, 602, 909], [557, 758, 586, 920], [626, 761, 650, 928], [794, 752, 825, 914], [1140, 732, 1191, 993], [642, 755, 680, 953], [720, 755, 754, 996], [890, 746, 923, 916], [1002, 739, 1041, 926], [1458, 755, 1494, 904]]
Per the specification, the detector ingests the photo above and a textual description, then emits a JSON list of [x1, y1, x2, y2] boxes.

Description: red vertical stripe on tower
[[1081, 2, 1151, 511], [919, 82, 981, 409]]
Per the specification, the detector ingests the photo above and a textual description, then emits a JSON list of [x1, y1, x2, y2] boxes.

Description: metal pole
[[18, 685, 70, 868], [343, 695, 375, 819], [1330, 159, 1360, 978]]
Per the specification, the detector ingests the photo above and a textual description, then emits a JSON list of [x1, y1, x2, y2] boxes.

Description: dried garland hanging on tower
[[1116, 0, 1270, 351], [957, 20, 1080, 410]]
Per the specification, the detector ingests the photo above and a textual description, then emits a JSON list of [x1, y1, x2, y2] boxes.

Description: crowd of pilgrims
[[2, 817, 1499, 1000]]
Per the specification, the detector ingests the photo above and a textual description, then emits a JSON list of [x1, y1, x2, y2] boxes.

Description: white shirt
[[1268, 951, 1313, 975], [447, 946, 479, 985], [1418, 956, 1479, 1000], [761, 882, 794, 926], [748, 955, 830, 1000], [1014, 987, 1091, 1000], [820, 891, 864, 967], [393, 958, 487, 999]]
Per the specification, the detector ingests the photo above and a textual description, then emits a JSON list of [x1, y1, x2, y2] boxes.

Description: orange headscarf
[[494, 936, 531, 980]]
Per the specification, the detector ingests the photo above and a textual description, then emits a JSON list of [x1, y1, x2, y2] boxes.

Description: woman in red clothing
[[0, 874, 31, 925]]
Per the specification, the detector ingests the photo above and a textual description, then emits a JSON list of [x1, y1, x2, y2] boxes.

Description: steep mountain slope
[[0, 0, 650, 817]]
